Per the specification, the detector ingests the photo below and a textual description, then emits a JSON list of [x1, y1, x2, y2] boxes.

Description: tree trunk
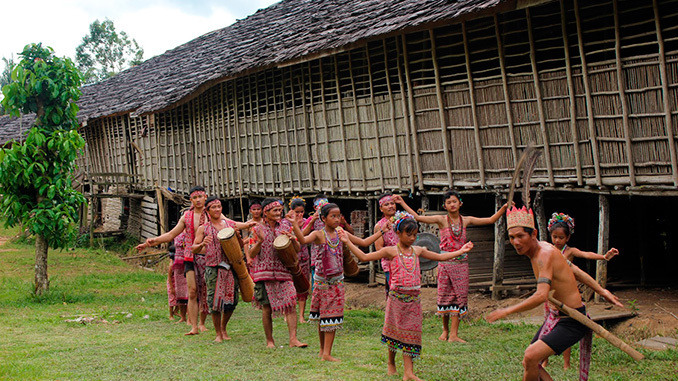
[[34, 234, 49, 294]]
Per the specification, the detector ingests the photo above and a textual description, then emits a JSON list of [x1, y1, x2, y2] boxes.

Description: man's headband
[[263, 200, 283, 213], [206, 198, 221, 209], [190, 190, 206, 198], [379, 195, 394, 207]]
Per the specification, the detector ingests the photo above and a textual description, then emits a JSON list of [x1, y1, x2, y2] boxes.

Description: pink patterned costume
[[183, 209, 209, 315], [203, 219, 239, 313], [250, 219, 297, 317], [172, 233, 188, 305], [378, 217, 399, 286], [309, 230, 345, 331], [382, 247, 422, 359], [297, 218, 311, 301], [436, 215, 469, 317]]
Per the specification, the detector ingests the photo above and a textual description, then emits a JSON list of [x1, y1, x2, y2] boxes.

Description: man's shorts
[[532, 306, 590, 355], [254, 281, 269, 305]]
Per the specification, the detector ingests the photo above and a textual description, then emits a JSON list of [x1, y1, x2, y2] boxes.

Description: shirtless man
[[486, 206, 623, 381]]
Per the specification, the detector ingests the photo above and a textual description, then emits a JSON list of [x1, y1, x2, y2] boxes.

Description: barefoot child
[[395, 191, 508, 343], [341, 213, 474, 381], [192, 196, 247, 342], [289, 202, 389, 362], [289, 196, 311, 323], [545, 212, 620, 370]]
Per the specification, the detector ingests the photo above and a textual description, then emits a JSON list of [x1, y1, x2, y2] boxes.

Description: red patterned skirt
[[309, 276, 345, 332], [436, 261, 469, 317], [173, 267, 188, 305], [194, 254, 209, 315], [382, 289, 422, 359]]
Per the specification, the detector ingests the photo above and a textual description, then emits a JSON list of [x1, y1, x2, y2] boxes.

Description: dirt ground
[[343, 280, 678, 342]]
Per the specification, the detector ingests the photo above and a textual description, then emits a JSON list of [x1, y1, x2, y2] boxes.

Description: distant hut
[[2, 0, 677, 295]]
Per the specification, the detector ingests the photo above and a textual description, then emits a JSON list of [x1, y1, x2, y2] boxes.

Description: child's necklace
[[323, 228, 340, 251], [397, 244, 416, 273], [448, 215, 463, 237]]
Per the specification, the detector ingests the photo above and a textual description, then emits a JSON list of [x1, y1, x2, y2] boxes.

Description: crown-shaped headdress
[[506, 144, 541, 230], [390, 211, 414, 231]]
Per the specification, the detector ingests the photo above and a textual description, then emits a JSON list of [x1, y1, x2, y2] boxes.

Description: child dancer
[[546, 212, 619, 370], [289, 203, 389, 362], [375, 192, 400, 295], [395, 191, 508, 343], [341, 213, 473, 381], [289, 196, 310, 323]]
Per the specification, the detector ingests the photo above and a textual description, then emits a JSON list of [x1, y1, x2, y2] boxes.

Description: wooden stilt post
[[595, 194, 610, 302], [368, 198, 376, 286], [492, 193, 506, 300]]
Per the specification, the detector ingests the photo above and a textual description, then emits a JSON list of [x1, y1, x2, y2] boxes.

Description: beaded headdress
[[313, 198, 329, 210], [391, 211, 414, 231], [506, 144, 541, 231], [289, 196, 306, 209], [263, 200, 283, 213], [547, 213, 575, 234]]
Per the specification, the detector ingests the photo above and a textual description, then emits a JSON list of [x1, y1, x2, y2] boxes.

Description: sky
[[0, 0, 279, 64]]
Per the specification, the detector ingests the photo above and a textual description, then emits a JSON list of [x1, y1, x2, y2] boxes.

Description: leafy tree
[[0, 56, 16, 114], [0, 43, 85, 294], [75, 19, 144, 84]]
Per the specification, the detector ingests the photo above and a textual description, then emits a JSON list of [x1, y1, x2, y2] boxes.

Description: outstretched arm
[[233, 220, 258, 231], [136, 217, 186, 251], [418, 241, 474, 261], [339, 230, 394, 262], [568, 261, 623, 307], [393, 195, 443, 226], [287, 211, 321, 245], [465, 202, 510, 226], [347, 225, 389, 247], [569, 247, 619, 261]]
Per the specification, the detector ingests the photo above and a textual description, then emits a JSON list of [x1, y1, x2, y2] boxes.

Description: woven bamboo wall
[[82, 0, 678, 198]]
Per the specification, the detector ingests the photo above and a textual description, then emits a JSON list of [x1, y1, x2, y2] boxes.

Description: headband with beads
[[390, 211, 414, 232], [289, 196, 306, 209], [263, 200, 283, 213], [206, 198, 221, 209], [547, 212, 575, 234]]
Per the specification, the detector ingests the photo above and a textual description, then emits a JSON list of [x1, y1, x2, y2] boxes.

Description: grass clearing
[[1, 227, 676, 380]]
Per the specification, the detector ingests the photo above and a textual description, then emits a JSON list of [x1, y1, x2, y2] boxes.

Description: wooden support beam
[[347, 51, 369, 192], [302, 63, 320, 192], [526, 8, 555, 187], [494, 15, 519, 173], [270, 71, 291, 194], [367, 197, 376, 286], [430, 28, 456, 187], [574, 0, 603, 186], [381, 40, 405, 191], [286, 68, 305, 193], [365, 45, 386, 192], [246, 75, 262, 193], [533, 191, 548, 241], [653, 0, 678, 186], [400, 35, 425, 190], [156, 188, 167, 235], [334, 55, 354, 193], [612, 0, 637, 186], [492, 193, 507, 300], [595, 194, 609, 303], [318, 60, 337, 193], [228, 82, 245, 197], [559, 0, 584, 186]]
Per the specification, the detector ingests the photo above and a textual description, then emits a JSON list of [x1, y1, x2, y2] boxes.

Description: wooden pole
[[156, 187, 167, 236], [319, 59, 337, 193], [559, 0, 584, 186], [492, 192, 506, 300], [367, 198, 376, 286], [653, 0, 678, 186], [365, 45, 386, 192], [400, 35, 425, 190], [494, 14, 519, 170], [334, 55, 353, 194], [526, 8, 555, 187], [298, 65, 317, 192], [595, 194, 609, 302], [347, 51, 368, 192], [460, 23, 485, 186], [548, 293, 644, 361], [612, 0, 637, 187], [430, 28, 455, 187], [533, 191, 548, 242], [382, 40, 405, 191]]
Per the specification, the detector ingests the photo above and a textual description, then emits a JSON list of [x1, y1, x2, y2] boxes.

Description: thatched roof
[[1, 0, 510, 143]]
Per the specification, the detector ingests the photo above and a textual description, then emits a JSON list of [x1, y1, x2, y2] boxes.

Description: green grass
[[0, 229, 676, 380]]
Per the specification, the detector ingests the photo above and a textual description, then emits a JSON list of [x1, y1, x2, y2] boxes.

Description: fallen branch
[[548, 293, 644, 361], [654, 303, 678, 321]]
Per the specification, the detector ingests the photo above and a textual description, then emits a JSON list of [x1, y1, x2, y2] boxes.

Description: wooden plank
[[156, 187, 166, 235], [559, 0, 584, 185], [399, 35, 424, 190], [319, 59, 336, 193], [382, 39, 405, 190], [574, 0, 603, 186], [286, 67, 304, 193], [302, 63, 320, 192], [267, 71, 286, 194], [595, 194, 609, 302], [653, 0, 678, 186], [613, 0, 637, 186], [431, 28, 457, 186], [365, 45, 386, 192], [526, 8, 555, 187], [492, 193, 506, 300], [230, 82, 245, 195], [334, 55, 353, 193], [347, 51, 368, 192]]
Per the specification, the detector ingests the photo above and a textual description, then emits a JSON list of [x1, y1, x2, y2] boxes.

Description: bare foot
[[199, 324, 208, 332], [403, 374, 423, 381], [177, 318, 187, 323], [214, 336, 223, 343], [266, 341, 276, 349], [298, 318, 307, 324], [318, 352, 323, 358], [563, 364, 570, 371], [448, 336, 467, 344], [290, 340, 308, 348], [321, 355, 340, 362], [184, 329, 200, 336], [222, 332, 231, 340], [438, 332, 449, 341], [169, 316, 175, 321], [387, 363, 397, 376]]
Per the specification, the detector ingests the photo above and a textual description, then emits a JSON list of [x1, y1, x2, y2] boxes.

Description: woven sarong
[[167, 276, 177, 307], [194, 254, 209, 315], [205, 266, 238, 313], [297, 245, 311, 301], [436, 261, 469, 316], [253, 280, 297, 317], [382, 289, 422, 359], [173, 267, 188, 305], [309, 275, 345, 332]]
